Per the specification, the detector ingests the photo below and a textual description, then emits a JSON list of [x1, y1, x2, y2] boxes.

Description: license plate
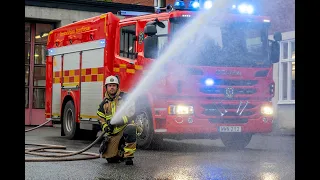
[[219, 126, 242, 132]]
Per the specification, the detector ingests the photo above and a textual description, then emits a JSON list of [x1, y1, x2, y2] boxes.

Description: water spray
[[111, 0, 234, 125]]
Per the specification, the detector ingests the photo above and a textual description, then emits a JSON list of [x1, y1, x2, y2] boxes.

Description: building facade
[[262, 0, 295, 134], [25, 0, 295, 134]]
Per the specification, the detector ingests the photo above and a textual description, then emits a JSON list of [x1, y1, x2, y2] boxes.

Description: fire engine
[[45, 0, 281, 149]]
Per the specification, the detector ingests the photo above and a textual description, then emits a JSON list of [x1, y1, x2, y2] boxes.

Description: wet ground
[[25, 126, 295, 180]]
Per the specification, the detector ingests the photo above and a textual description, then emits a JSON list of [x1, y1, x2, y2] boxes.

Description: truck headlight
[[168, 105, 194, 115], [261, 105, 273, 115]]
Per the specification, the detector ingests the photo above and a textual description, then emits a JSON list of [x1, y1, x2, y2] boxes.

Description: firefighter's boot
[[106, 157, 120, 163], [125, 157, 133, 165], [123, 124, 137, 165]]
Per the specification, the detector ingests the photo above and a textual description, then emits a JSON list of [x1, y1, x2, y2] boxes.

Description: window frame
[[25, 22, 31, 108], [278, 39, 295, 104], [25, 22, 55, 109], [119, 24, 137, 60]]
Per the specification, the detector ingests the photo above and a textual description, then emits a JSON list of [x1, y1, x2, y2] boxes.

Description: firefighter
[[97, 75, 138, 165]]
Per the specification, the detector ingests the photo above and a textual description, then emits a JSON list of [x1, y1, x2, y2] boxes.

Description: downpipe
[[25, 119, 106, 162]]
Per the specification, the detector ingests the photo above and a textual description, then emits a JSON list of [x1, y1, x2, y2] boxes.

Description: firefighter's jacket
[[96, 89, 135, 135]]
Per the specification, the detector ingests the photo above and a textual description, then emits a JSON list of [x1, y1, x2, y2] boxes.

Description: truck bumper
[[160, 116, 273, 134], [153, 100, 273, 135]]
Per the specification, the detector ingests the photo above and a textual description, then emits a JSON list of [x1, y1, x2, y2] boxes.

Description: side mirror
[[144, 24, 157, 36], [144, 35, 158, 59], [269, 32, 282, 63], [270, 41, 280, 63]]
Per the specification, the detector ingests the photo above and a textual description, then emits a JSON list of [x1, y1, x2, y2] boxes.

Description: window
[[25, 65, 29, 86], [25, 22, 31, 42], [169, 19, 269, 67], [119, 25, 136, 59], [32, 23, 53, 109], [33, 66, 46, 86], [35, 23, 52, 43], [25, 88, 29, 108], [34, 44, 47, 65], [279, 39, 295, 102], [33, 88, 45, 109], [25, 22, 54, 109], [25, 23, 31, 108], [156, 20, 169, 56]]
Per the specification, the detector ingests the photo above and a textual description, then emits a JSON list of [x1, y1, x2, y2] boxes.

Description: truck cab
[[117, 2, 281, 149]]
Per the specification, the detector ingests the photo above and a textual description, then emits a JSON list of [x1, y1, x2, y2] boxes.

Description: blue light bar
[[203, 0, 213, 9], [231, 3, 255, 14], [237, 3, 254, 14], [189, 0, 200, 9], [174, 0, 185, 9], [118, 10, 152, 16]]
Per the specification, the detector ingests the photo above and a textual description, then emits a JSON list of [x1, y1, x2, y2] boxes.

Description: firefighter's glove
[[102, 123, 107, 131], [102, 122, 114, 134]]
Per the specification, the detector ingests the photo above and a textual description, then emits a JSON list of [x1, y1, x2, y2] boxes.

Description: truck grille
[[203, 110, 254, 116], [202, 104, 256, 109], [201, 103, 257, 124], [203, 79, 258, 86], [200, 87, 257, 94]]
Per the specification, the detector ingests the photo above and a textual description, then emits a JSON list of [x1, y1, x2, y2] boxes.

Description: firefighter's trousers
[[102, 124, 137, 159]]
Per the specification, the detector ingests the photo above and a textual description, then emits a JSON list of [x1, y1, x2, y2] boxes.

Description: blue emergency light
[[205, 78, 214, 86], [174, 0, 185, 9], [173, 0, 217, 10], [203, 0, 213, 9], [189, 0, 200, 9], [173, 0, 254, 13], [117, 10, 152, 16], [233, 3, 254, 14], [231, 3, 255, 14]]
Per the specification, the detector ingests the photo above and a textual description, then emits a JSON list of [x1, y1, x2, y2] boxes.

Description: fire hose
[[25, 120, 106, 162]]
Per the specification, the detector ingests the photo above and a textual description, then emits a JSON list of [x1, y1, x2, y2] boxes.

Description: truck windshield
[[169, 17, 270, 68]]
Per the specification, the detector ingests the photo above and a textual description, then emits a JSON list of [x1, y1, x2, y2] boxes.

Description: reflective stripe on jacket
[[96, 92, 134, 134]]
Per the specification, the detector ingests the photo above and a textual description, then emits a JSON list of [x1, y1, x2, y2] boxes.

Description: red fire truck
[[45, 0, 281, 149]]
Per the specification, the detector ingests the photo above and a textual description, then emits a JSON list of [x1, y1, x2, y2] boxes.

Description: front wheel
[[62, 100, 80, 139], [220, 133, 252, 150], [136, 109, 153, 149], [136, 108, 163, 149]]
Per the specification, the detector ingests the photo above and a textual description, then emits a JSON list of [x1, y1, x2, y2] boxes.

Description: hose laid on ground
[[25, 120, 106, 162]]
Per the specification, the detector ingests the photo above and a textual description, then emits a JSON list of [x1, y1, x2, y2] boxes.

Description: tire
[[220, 133, 252, 150], [136, 108, 157, 149], [62, 100, 80, 139]]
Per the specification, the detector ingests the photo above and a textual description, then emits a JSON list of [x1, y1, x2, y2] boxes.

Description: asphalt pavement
[[25, 126, 295, 180]]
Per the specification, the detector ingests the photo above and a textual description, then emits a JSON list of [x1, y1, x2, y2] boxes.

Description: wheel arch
[[136, 92, 156, 130]]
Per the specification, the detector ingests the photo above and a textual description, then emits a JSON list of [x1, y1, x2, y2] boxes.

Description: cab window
[[119, 24, 136, 59]]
